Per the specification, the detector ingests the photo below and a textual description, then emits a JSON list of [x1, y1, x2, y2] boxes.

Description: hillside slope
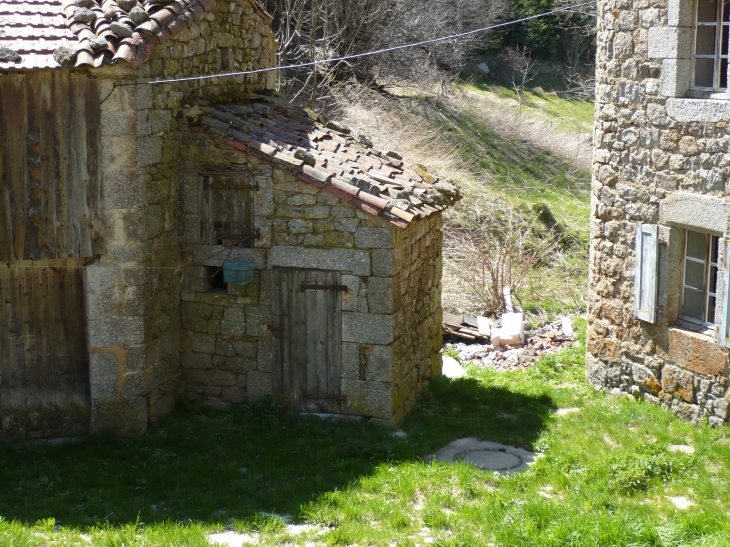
[[334, 83, 593, 319]]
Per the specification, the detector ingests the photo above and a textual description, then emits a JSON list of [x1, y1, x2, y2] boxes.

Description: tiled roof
[[0, 0, 237, 70], [185, 97, 461, 227], [0, 1, 74, 70]]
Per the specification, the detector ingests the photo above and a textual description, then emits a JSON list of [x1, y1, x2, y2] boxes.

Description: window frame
[[691, 0, 730, 94], [679, 229, 720, 331]]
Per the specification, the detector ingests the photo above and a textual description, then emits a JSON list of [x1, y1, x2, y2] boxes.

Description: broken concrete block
[[477, 316, 491, 336], [442, 355, 467, 378]]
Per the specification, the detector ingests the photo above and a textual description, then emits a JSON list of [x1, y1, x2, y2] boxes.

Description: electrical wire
[[118, 0, 599, 87]]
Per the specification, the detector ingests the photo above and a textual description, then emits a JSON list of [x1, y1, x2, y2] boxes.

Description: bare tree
[[442, 204, 562, 317], [262, 0, 389, 107], [497, 46, 536, 115], [369, 0, 510, 93], [263, 0, 509, 106]]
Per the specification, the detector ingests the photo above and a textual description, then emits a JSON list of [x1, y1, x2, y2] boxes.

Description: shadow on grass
[[0, 376, 555, 528]]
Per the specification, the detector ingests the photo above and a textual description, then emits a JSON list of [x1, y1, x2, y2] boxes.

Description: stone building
[[0, 0, 457, 441], [589, 0, 730, 426]]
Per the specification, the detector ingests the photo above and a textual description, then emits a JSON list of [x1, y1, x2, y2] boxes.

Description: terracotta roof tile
[[187, 98, 461, 227], [0, 0, 269, 70]]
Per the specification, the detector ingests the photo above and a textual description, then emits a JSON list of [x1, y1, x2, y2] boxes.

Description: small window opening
[[692, 0, 730, 92], [208, 267, 228, 294], [679, 230, 720, 330]]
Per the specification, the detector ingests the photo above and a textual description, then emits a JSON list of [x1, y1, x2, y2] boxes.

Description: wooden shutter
[[634, 224, 659, 323], [718, 239, 730, 347], [199, 173, 255, 246]]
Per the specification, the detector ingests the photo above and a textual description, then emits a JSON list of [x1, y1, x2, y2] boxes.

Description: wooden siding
[[0, 259, 91, 440], [0, 72, 102, 261], [272, 269, 342, 413]]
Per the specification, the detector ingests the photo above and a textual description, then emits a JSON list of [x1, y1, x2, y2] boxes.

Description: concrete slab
[[431, 437, 537, 473]]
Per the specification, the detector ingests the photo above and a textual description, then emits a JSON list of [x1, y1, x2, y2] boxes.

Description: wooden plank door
[[0, 259, 91, 441], [272, 269, 343, 413]]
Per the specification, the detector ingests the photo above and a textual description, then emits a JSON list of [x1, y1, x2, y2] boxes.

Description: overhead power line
[[119, 0, 599, 87]]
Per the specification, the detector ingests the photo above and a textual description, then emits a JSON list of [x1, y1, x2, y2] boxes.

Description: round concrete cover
[[456, 449, 522, 471], [432, 437, 537, 473]]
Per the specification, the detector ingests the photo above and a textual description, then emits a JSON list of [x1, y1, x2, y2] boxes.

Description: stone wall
[[176, 129, 442, 421], [86, 0, 277, 435], [390, 216, 444, 422], [588, 0, 730, 427]]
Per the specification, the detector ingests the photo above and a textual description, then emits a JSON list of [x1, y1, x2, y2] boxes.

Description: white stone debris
[[555, 407, 581, 416], [446, 323, 575, 372], [208, 531, 257, 547], [668, 444, 695, 455], [442, 355, 467, 378], [668, 496, 695, 510]]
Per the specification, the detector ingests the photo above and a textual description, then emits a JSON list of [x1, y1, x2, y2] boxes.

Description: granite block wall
[[86, 0, 276, 435], [589, 0, 730, 427], [176, 130, 444, 421]]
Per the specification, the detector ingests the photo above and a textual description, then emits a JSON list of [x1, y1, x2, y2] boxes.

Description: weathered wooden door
[[271, 269, 343, 413], [0, 259, 91, 440]]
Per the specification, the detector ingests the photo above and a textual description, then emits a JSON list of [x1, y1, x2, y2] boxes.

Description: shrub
[[609, 449, 687, 494], [442, 204, 562, 316]]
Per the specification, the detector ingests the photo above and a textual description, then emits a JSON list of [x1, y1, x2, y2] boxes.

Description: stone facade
[[176, 130, 445, 421], [3, 0, 452, 436], [86, 0, 277, 435], [589, 0, 730, 427]]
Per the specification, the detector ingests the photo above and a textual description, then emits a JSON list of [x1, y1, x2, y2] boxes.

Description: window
[[680, 230, 720, 328], [692, 0, 729, 91]]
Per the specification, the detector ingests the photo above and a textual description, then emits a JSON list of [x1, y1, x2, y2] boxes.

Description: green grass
[[469, 82, 595, 134], [4, 322, 730, 545]]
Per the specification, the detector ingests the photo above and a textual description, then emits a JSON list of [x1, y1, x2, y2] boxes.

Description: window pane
[[712, 235, 720, 263], [722, 58, 729, 88], [695, 57, 716, 86], [685, 259, 706, 290], [708, 295, 717, 323], [698, 0, 718, 22], [697, 26, 718, 55], [710, 265, 719, 293], [686, 231, 707, 260], [723, 25, 729, 54], [683, 288, 705, 320], [725, 0, 730, 21]]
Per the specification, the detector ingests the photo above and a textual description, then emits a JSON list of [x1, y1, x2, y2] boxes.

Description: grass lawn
[[3, 322, 730, 546]]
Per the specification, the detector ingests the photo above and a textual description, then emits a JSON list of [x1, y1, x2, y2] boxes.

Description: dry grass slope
[[333, 82, 593, 319]]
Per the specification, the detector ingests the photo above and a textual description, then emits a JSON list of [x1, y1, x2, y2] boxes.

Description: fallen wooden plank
[[443, 311, 464, 328]]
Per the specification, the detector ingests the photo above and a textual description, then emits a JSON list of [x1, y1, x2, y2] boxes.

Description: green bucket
[[223, 261, 256, 285]]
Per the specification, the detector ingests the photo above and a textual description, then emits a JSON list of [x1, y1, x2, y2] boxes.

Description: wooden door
[[0, 259, 91, 441], [272, 269, 343, 413]]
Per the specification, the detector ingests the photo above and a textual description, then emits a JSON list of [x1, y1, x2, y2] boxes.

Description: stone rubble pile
[[445, 324, 575, 372]]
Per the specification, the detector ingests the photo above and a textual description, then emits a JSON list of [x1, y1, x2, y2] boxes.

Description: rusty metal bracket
[[300, 284, 349, 292]]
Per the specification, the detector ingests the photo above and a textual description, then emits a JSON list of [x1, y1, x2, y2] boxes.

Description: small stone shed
[[0, 0, 457, 441], [589, 0, 730, 426], [178, 98, 460, 422]]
